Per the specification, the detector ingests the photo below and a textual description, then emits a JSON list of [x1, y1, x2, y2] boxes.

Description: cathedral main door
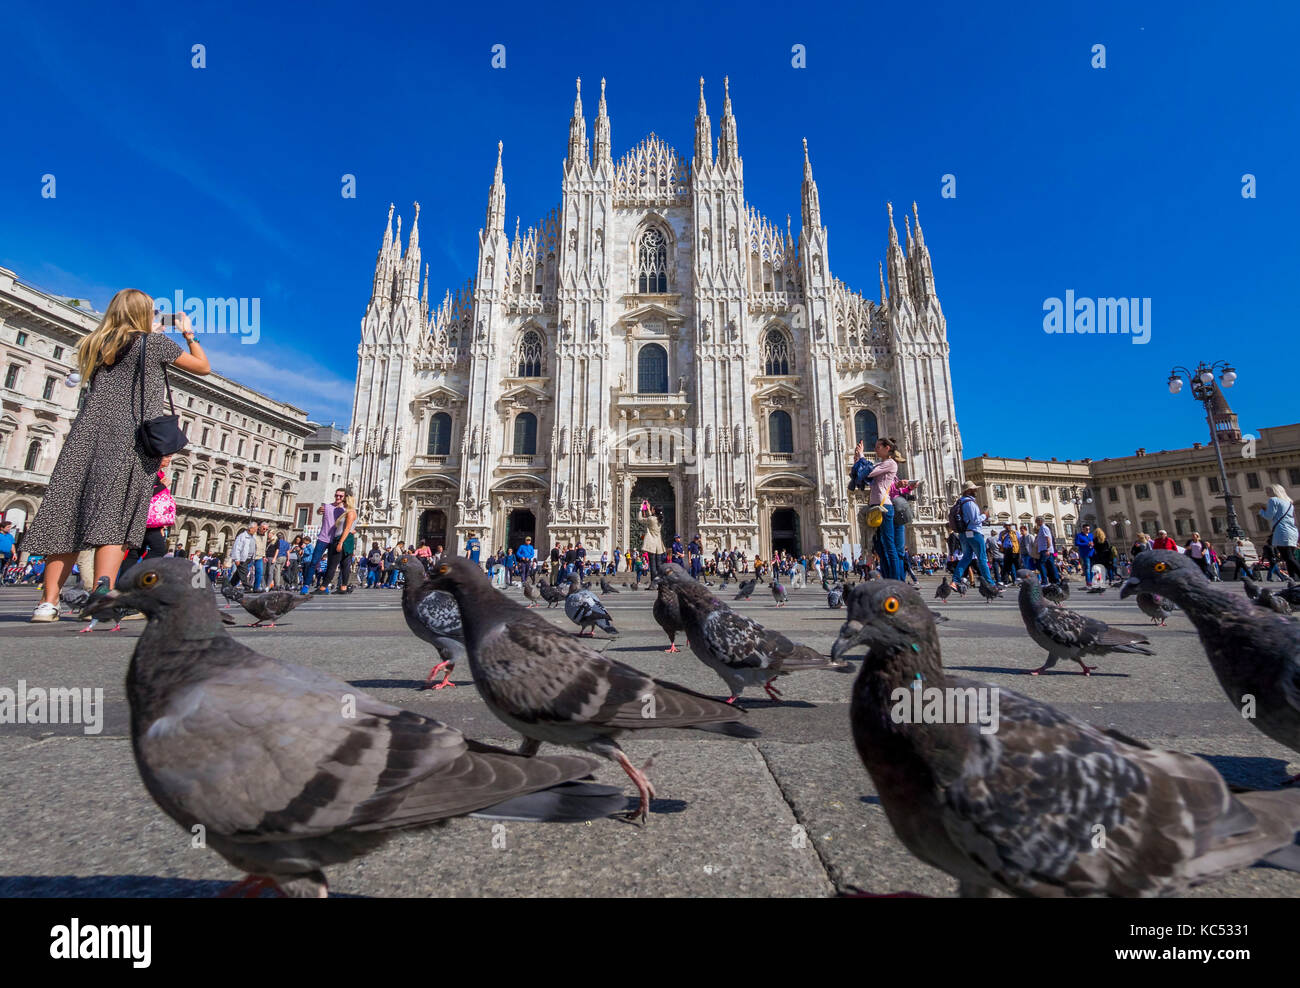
[[629, 477, 675, 551], [505, 509, 536, 554], [418, 509, 447, 551]]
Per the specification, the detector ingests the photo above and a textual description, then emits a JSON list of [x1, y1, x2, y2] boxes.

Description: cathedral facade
[[346, 79, 965, 559]]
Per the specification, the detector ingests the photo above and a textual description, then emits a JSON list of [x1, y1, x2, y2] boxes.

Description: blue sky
[[3, 1, 1296, 459]]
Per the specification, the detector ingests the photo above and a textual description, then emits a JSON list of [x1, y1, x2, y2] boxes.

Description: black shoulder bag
[[135, 334, 189, 457]]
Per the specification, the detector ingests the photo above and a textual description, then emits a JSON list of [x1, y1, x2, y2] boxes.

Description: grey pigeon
[[827, 586, 844, 609], [1276, 581, 1300, 608], [220, 582, 244, 608], [398, 557, 467, 690], [975, 577, 1003, 603], [833, 579, 1300, 897], [59, 585, 90, 613], [83, 558, 626, 897], [952, 579, 968, 597], [423, 557, 759, 822], [654, 580, 685, 652], [79, 577, 125, 632], [237, 590, 307, 628], [1136, 591, 1176, 626], [564, 589, 618, 637], [661, 564, 851, 704], [1041, 578, 1070, 604], [538, 581, 567, 607], [521, 577, 541, 608], [1241, 573, 1293, 615], [599, 576, 620, 595], [771, 577, 787, 607], [1123, 551, 1300, 771], [1018, 575, 1154, 676], [933, 581, 953, 602], [733, 577, 757, 600]]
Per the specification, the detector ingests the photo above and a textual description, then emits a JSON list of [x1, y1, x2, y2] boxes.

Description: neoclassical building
[[347, 79, 966, 557]]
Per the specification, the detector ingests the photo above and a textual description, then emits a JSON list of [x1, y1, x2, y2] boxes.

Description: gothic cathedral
[[347, 78, 965, 559]]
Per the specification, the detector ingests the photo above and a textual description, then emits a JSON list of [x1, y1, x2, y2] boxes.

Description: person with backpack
[[366, 542, 384, 587], [996, 523, 1020, 584], [950, 481, 997, 587]]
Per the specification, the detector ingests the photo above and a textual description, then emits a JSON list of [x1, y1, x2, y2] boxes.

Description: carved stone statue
[[701, 316, 712, 340]]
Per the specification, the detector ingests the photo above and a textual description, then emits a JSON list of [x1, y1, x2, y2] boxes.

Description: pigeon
[[398, 558, 467, 690], [1135, 591, 1176, 626], [82, 557, 627, 897], [522, 578, 541, 608], [220, 582, 244, 608], [237, 590, 307, 628], [654, 580, 685, 651], [771, 578, 788, 607], [1243, 574, 1293, 616], [1018, 575, 1154, 676], [975, 577, 1003, 603], [933, 581, 953, 602], [1123, 551, 1300, 768], [538, 581, 567, 608], [59, 585, 90, 614], [661, 564, 851, 703], [1041, 578, 1070, 604], [599, 576, 620, 595], [79, 577, 125, 632], [927, 607, 950, 624], [1276, 581, 1300, 608], [422, 557, 759, 822], [832, 579, 1300, 897], [733, 577, 757, 601], [827, 586, 844, 609], [564, 589, 618, 637], [951, 579, 968, 598]]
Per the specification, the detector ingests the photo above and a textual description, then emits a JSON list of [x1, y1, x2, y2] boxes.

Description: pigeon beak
[[831, 620, 864, 662], [82, 589, 125, 618], [1119, 577, 1140, 599]]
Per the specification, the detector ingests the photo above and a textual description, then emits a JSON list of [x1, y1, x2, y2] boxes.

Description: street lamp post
[[1168, 360, 1243, 539], [1069, 485, 1093, 534]]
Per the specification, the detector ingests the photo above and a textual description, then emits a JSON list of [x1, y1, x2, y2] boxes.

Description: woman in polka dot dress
[[26, 289, 210, 622]]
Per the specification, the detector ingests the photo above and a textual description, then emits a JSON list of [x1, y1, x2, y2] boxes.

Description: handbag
[[866, 492, 887, 528], [134, 334, 188, 457]]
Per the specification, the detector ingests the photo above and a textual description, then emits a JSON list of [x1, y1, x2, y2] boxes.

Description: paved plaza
[[0, 576, 1297, 898]]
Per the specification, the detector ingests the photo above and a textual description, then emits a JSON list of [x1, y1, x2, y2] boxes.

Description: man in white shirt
[[230, 524, 257, 588], [1036, 515, 1061, 584]]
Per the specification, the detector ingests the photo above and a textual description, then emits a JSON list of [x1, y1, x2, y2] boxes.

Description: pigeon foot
[[219, 875, 285, 898], [613, 750, 656, 825], [425, 661, 455, 689], [764, 679, 784, 701], [664, 643, 679, 652]]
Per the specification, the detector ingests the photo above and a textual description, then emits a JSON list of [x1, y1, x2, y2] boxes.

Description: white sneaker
[[30, 602, 59, 623]]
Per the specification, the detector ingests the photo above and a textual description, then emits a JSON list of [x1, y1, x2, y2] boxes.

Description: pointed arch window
[[23, 440, 41, 472], [514, 413, 538, 455], [637, 228, 668, 293], [769, 411, 794, 454], [637, 343, 668, 394], [427, 413, 452, 456], [854, 410, 879, 450], [761, 329, 793, 375], [517, 331, 544, 377]]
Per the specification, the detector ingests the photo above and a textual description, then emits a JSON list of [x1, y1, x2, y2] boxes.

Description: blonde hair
[[77, 288, 154, 382], [1093, 530, 1106, 544]]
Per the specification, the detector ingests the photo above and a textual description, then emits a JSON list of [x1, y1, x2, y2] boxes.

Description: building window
[[1171, 480, 1184, 496], [1207, 476, 1219, 492], [1108, 486, 1118, 502], [760, 329, 793, 375], [237, 439, 246, 457], [1175, 518, 1186, 535], [260, 490, 268, 510], [16, 332, 27, 346], [1289, 468, 1300, 486], [42, 376, 57, 400], [296, 507, 310, 527], [201, 427, 211, 446], [23, 440, 41, 471], [210, 480, 221, 502], [636, 228, 668, 293], [768, 410, 794, 454], [229, 484, 239, 506], [1064, 523, 1074, 536], [4, 365, 18, 389], [426, 413, 452, 456], [313, 453, 321, 463], [310, 472, 318, 481], [1040, 486, 1051, 500], [517, 331, 545, 377], [1211, 517, 1223, 534], [299, 472, 306, 480], [637, 343, 668, 394], [220, 434, 229, 452], [514, 412, 537, 455], [854, 410, 878, 450], [1015, 485, 1026, 500], [1135, 484, 1150, 500], [1058, 487, 1070, 500], [191, 476, 202, 499], [1246, 472, 1260, 489], [992, 484, 1007, 500], [253, 445, 260, 461]]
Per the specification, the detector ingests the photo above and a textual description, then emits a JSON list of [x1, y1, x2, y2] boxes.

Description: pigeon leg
[[78, 621, 97, 634], [664, 640, 679, 652], [613, 749, 656, 824], [425, 661, 456, 689], [1071, 657, 1098, 676], [218, 875, 285, 898], [110, 622, 122, 632], [764, 678, 784, 701], [247, 621, 264, 628], [1029, 655, 1059, 676]]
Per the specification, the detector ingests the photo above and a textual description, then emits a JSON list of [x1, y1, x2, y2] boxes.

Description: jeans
[[301, 540, 330, 591], [253, 558, 264, 591], [367, 568, 379, 587], [874, 504, 898, 580], [954, 530, 996, 586], [1039, 553, 1061, 584], [892, 519, 908, 581], [1000, 550, 1019, 583], [1078, 554, 1094, 585]]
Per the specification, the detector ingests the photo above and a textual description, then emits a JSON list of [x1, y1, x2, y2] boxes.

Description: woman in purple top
[[301, 488, 346, 594]]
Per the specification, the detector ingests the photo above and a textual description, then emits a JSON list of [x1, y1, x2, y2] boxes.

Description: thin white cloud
[[206, 345, 354, 425]]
